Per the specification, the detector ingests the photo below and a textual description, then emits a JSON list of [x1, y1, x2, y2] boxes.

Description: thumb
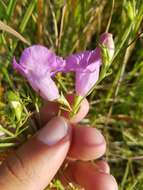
[[0, 117, 71, 190]]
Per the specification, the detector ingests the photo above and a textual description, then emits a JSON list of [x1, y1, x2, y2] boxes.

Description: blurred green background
[[0, 0, 143, 189]]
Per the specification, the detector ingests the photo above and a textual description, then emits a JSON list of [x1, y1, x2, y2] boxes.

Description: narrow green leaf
[[0, 1, 7, 19], [19, 0, 37, 33], [6, 0, 17, 20]]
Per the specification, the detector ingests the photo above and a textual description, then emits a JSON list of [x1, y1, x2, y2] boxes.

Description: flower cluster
[[13, 33, 114, 112]]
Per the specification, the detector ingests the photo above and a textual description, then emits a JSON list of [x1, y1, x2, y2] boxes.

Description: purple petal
[[13, 57, 28, 78], [13, 45, 62, 101], [19, 45, 65, 76], [28, 72, 59, 101], [65, 50, 101, 72], [76, 65, 100, 96]]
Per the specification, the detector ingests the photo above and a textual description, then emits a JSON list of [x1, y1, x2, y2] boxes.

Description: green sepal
[[72, 95, 84, 115], [57, 92, 72, 111], [7, 91, 23, 121]]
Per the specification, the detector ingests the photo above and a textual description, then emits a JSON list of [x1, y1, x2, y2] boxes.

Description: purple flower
[[65, 50, 101, 96], [13, 33, 114, 102], [65, 33, 115, 96], [13, 45, 65, 101]]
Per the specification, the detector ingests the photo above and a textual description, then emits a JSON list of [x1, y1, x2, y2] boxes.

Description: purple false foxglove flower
[[66, 33, 115, 97], [13, 45, 65, 101]]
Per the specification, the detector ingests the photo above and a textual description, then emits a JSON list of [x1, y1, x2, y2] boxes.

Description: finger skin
[[62, 94, 89, 123], [68, 126, 106, 160], [41, 98, 106, 161], [71, 97, 89, 123], [39, 101, 59, 126], [0, 117, 71, 190], [40, 94, 89, 125], [95, 160, 110, 174], [40, 96, 105, 161], [63, 162, 118, 190]]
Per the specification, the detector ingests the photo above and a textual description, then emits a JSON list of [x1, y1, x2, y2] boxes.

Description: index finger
[[39, 94, 89, 126]]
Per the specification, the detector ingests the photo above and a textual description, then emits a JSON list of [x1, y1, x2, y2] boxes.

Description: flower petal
[[76, 65, 100, 96], [28, 72, 59, 101], [19, 45, 65, 76], [13, 45, 62, 101], [65, 50, 101, 72], [13, 57, 27, 77]]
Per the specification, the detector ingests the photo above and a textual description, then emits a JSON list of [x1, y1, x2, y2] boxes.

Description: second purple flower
[[65, 33, 115, 97]]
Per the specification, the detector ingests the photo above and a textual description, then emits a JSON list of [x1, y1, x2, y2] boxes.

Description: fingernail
[[37, 117, 69, 145]]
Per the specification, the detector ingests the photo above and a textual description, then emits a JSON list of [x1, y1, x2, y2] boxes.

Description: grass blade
[[0, 20, 30, 45], [19, 0, 37, 33]]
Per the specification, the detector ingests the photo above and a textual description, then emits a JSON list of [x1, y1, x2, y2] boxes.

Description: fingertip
[[39, 95, 89, 125], [70, 98, 89, 123], [68, 126, 106, 160], [39, 101, 59, 126], [72, 162, 118, 190], [37, 116, 71, 146], [61, 94, 89, 123], [95, 160, 110, 174]]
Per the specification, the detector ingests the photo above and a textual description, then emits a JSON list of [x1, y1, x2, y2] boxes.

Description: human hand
[[0, 96, 118, 190]]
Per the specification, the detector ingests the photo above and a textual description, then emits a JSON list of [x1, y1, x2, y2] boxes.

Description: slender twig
[[111, 114, 143, 126], [0, 125, 14, 137], [48, 0, 58, 48], [37, 0, 43, 44], [105, 0, 115, 32], [57, 2, 67, 51]]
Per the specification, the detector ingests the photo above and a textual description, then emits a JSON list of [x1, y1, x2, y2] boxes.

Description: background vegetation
[[0, 0, 143, 189]]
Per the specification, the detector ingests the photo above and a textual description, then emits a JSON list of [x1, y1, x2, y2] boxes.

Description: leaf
[[19, 0, 37, 33], [6, 0, 17, 20], [0, 20, 30, 45], [0, 1, 6, 19]]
